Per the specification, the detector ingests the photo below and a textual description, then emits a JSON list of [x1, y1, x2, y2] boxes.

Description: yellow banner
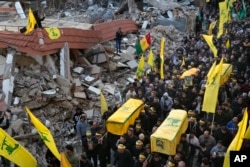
[[45, 27, 61, 40], [202, 58, 223, 113], [160, 37, 165, 79], [136, 55, 145, 79], [100, 91, 108, 115], [25, 8, 37, 34], [106, 99, 144, 135], [208, 20, 217, 35], [60, 152, 71, 167], [202, 34, 217, 57], [0, 128, 37, 167], [217, 1, 229, 38], [147, 49, 154, 68], [25, 107, 61, 161], [223, 109, 248, 167], [150, 109, 188, 155]]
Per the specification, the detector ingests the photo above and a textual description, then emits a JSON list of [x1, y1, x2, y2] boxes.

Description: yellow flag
[[206, 0, 210, 2], [217, 1, 229, 38], [60, 152, 72, 167], [45, 27, 61, 40], [25, 8, 37, 34], [202, 34, 218, 57], [160, 37, 165, 79], [0, 128, 37, 167], [208, 20, 217, 35], [136, 55, 145, 79], [181, 56, 185, 67], [25, 107, 61, 161], [206, 61, 217, 84], [225, 39, 230, 48], [202, 58, 223, 113], [244, 126, 250, 139], [228, 0, 236, 8], [223, 109, 248, 167], [100, 91, 108, 115], [147, 49, 154, 68]]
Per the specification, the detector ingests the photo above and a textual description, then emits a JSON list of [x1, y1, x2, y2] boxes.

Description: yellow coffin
[[106, 98, 144, 135], [150, 109, 188, 155]]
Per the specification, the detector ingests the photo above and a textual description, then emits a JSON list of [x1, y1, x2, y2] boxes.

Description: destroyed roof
[[0, 19, 138, 56]]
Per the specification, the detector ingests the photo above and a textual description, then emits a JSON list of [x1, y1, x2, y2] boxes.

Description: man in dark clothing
[[115, 27, 123, 53], [82, 131, 98, 167], [113, 144, 133, 167], [33, 10, 45, 28]]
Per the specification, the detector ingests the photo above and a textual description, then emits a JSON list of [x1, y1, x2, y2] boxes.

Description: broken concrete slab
[[88, 86, 100, 95], [73, 67, 84, 74], [126, 59, 138, 69], [73, 92, 86, 99], [89, 64, 101, 74], [91, 53, 107, 64]]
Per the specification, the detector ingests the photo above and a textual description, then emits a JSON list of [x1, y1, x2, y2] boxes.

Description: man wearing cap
[[131, 140, 145, 162], [134, 152, 147, 167], [82, 131, 98, 167], [96, 132, 108, 167], [160, 92, 173, 118], [113, 144, 133, 167]]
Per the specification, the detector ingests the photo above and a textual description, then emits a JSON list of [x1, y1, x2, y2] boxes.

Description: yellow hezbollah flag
[[243, 121, 250, 139], [208, 20, 217, 35], [223, 108, 248, 167], [202, 34, 218, 57], [25, 8, 37, 34], [217, 1, 229, 38], [147, 49, 154, 68], [160, 37, 165, 79], [151, 109, 188, 155], [25, 107, 61, 161], [202, 58, 223, 113], [225, 39, 230, 48], [206, 61, 217, 84], [136, 55, 145, 79], [45, 27, 61, 40], [0, 128, 37, 167], [100, 91, 108, 115], [181, 56, 185, 67], [60, 152, 71, 167]]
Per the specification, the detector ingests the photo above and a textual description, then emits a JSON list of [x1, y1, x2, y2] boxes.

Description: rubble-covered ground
[[0, 0, 200, 166]]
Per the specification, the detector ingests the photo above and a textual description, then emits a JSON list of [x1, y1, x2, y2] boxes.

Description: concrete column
[[59, 42, 71, 80], [2, 48, 16, 106]]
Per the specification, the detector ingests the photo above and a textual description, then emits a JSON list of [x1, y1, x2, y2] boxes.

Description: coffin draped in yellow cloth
[[106, 98, 144, 135], [150, 109, 188, 155]]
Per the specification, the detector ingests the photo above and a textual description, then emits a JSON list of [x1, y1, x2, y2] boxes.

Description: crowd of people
[[48, 1, 250, 167]]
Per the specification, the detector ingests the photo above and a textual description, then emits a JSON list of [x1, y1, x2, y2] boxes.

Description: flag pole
[[210, 112, 215, 135]]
